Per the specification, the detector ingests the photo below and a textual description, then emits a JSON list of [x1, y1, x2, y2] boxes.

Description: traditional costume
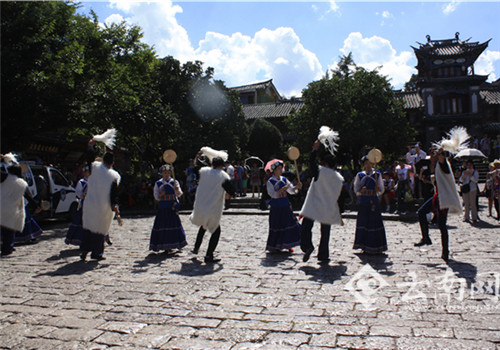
[[149, 168, 187, 252], [416, 126, 468, 261], [190, 148, 234, 263], [1, 161, 28, 256], [14, 207, 42, 243], [266, 162, 301, 252], [300, 150, 344, 261], [65, 175, 88, 245], [353, 161, 387, 254], [81, 152, 120, 261]]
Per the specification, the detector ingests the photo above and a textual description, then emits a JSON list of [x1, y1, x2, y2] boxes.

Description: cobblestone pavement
[[1, 198, 499, 349]]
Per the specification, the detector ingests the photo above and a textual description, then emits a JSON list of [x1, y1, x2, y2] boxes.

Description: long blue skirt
[[266, 198, 301, 251], [353, 198, 387, 253], [15, 209, 43, 243], [65, 208, 83, 246], [149, 208, 187, 251]]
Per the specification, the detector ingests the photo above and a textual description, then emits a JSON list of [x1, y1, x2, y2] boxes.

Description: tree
[[288, 54, 414, 165], [404, 74, 419, 92], [247, 119, 283, 161]]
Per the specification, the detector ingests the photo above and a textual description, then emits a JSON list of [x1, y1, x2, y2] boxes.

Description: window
[[50, 169, 68, 187], [435, 94, 468, 115]]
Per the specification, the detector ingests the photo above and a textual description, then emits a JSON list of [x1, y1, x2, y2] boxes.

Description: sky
[[77, 0, 500, 98]]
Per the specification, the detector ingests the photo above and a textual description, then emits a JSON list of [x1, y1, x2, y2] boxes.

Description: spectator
[[381, 171, 395, 212], [459, 160, 479, 223]]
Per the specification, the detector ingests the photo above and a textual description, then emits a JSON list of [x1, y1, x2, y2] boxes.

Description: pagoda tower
[[406, 33, 495, 145]]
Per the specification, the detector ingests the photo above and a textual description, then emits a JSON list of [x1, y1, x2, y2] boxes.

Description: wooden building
[[396, 33, 500, 147], [230, 79, 304, 141]]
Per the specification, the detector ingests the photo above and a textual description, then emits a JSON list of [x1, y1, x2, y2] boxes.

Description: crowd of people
[[2, 129, 500, 264]]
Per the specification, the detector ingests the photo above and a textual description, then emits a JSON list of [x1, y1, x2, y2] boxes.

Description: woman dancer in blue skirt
[[65, 166, 90, 246], [266, 161, 302, 252], [353, 156, 387, 254], [149, 165, 187, 253]]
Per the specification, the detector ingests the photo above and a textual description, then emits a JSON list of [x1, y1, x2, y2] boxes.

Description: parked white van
[[21, 162, 80, 220]]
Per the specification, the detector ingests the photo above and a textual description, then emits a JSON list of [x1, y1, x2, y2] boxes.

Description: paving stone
[[0, 203, 499, 348]]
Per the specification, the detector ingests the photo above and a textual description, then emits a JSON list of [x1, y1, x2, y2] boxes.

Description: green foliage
[[247, 119, 283, 161], [287, 54, 414, 165], [1, 2, 247, 173]]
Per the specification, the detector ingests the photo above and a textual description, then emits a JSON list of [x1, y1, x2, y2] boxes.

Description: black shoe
[[303, 248, 314, 262], [318, 257, 330, 263], [80, 252, 88, 261], [204, 256, 221, 264], [441, 252, 449, 262], [192, 248, 199, 255], [105, 237, 113, 245], [414, 239, 432, 247], [91, 255, 106, 261]]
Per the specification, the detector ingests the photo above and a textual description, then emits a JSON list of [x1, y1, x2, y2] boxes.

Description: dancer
[[81, 136, 121, 261], [266, 160, 302, 253], [300, 140, 344, 262], [190, 148, 235, 263], [149, 164, 187, 253], [415, 127, 467, 261], [1, 155, 39, 256], [65, 165, 90, 246], [353, 155, 387, 254]]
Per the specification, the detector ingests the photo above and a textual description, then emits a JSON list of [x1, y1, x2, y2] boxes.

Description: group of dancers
[[1, 126, 470, 263]]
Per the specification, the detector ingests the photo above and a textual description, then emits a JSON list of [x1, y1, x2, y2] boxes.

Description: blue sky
[[77, 1, 500, 97]]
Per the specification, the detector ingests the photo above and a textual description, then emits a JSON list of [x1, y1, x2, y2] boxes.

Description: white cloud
[[105, 1, 194, 62], [331, 32, 416, 89], [382, 11, 393, 19], [475, 50, 500, 82], [100, 1, 322, 97], [329, 0, 339, 13], [195, 27, 324, 97], [104, 13, 125, 26], [442, 0, 460, 15]]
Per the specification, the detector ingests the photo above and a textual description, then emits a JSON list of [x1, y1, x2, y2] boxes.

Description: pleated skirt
[[149, 208, 187, 251]]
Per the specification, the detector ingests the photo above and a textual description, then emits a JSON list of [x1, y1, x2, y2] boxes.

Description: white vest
[[0, 175, 28, 232], [435, 159, 462, 214], [190, 167, 230, 232], [82, 162, 121, 235], [300, 166, 344, 225]]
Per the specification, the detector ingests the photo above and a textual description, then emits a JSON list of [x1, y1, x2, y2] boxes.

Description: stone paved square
[[1, 199, 499, 349]]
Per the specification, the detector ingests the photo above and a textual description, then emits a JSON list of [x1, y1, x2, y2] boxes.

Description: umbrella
[[415, 156, 431, 173], [244, 156, 264, 168], [454, 148, 487, 159], [265, 159, 285, 172]]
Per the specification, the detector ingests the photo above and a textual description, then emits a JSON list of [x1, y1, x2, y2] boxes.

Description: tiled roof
[[231, 79, 274, 93], [412, 38, 490, 58], [242, 101, 305, 119], [395, 91, 423, 109], [480, 90, 500, 105]]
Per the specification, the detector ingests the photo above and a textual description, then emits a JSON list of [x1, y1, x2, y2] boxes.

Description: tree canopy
[[1, 1, 247, 171], [287, 54, 414, 165]]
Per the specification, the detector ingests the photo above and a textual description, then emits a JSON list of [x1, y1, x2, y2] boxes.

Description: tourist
[[459, 160, 479, 223]]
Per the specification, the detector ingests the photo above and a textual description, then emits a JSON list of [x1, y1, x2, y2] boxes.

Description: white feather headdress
[[2, 152, 20, 165], [432, 126, 470, 155], [92, 128, 117, 150], [317, 126, 340, 155], [200, 146, 228, 162]]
